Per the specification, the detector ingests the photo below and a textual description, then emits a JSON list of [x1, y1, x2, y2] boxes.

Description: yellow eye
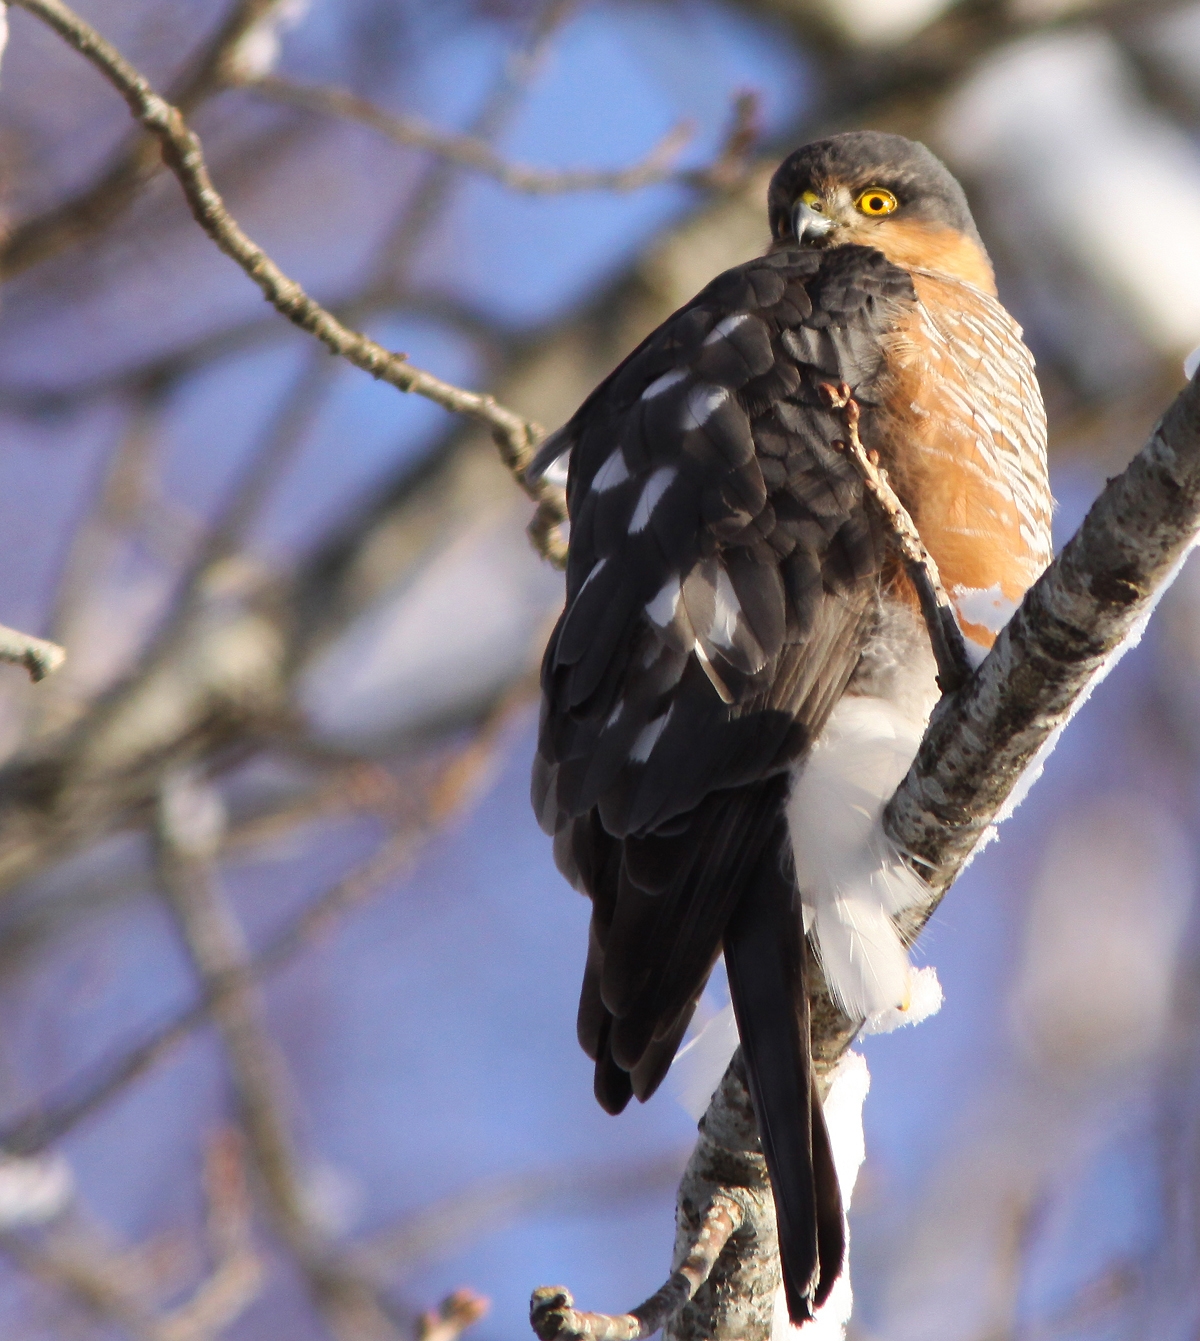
[[855, 187, 898, 216]]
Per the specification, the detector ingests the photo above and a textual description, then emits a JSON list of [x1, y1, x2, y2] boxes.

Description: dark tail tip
[[724, 816, 846, 1322]]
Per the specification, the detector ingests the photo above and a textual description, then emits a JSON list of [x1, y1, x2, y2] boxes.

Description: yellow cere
[[855, 187, 898, 216], [800, 189, 825, 212]]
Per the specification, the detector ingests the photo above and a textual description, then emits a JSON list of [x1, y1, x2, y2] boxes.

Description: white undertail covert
[[787, 607, 941, 1020]]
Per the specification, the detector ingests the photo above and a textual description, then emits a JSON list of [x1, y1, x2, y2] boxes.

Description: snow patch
[[861, 966, 944, 1035]]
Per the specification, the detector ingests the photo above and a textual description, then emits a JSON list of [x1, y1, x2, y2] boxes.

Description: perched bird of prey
[[529, 131, 1052, 1323]]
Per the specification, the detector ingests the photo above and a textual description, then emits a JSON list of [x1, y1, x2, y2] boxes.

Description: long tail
[[724, 815, 844, 1323]]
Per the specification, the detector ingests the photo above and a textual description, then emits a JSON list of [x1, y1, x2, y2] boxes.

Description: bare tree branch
[[417, 1290, 490, 1341], [9, 0, 568, 566], [531, 1059, 780, 1341], [248, 77, 699, 195], [0, 624, 66, 683], [0, 683, 536, 1157], [531, 1200, 742, 1341], [0, 0, 289, 277], [154, 767, 405, 1341], [0, 1129, 261, 1341]]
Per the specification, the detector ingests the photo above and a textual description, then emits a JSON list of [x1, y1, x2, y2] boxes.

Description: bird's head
[[767, 131, 996, 294]]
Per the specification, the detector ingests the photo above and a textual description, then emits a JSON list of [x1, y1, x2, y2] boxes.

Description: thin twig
[[818, 379, 972, 691], [0, 0, 288, 277], [687, 91, 762, 192], [154, 768, 403, 1341], [0, 624, 66, 682], [0, 684, 535, 1158], [417, 1289, 490, 1341], [530, 1058, 779, 1341], [531, 1198, 742, 1341], [10, 0, 567, 566], [248, 77, 696, 195], [155, 1129, 263, 1341]]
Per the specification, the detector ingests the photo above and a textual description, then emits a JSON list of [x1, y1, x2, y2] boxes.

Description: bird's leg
[[530, 1197, 743, 1341], [818, 381, 973, 693]]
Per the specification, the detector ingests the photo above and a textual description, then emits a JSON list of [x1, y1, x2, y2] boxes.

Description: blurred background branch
[[0, 0, 1197, 1339]]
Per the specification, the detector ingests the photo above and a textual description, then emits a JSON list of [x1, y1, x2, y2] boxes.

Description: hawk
[[528, 132, 1052, 1322]]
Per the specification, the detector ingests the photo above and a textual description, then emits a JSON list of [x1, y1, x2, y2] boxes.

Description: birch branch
[[886, 369, 1200, 919], [0, 623, 66, 682], [531, 1059, 780, 1341], [0, 684, 533, 1157], [9, 0, 568, 566]]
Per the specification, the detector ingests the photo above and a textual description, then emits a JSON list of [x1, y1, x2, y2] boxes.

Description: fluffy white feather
[[787, 694, 934, 1019]]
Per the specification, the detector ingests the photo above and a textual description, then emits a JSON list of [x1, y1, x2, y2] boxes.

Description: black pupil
[[870, 196, 884, 210]]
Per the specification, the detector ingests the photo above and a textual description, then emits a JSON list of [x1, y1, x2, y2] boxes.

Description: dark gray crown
[[767, 131, 981, 245]]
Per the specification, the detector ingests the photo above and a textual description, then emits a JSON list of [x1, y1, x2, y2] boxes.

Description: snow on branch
[[528, 375, 1200, 1339]]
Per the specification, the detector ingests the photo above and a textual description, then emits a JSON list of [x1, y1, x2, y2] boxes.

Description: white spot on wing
[[693, 642, 733, 704], [630, 706, 673, 763], [591, 448, 629, 492], [542, 450, 571, 489], [642, 369, 688, 399], [629, 467, 677, 533], [682, 384, 729, 430], [646, 576, 681, 626], [702, 313, 749, 346], [604, 701, 623, 729], [709, 567, 741, 648]]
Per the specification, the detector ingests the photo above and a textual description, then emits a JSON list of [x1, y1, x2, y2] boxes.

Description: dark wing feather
[[534, 244, 916, 1313], [537, 241, 914, 1045]]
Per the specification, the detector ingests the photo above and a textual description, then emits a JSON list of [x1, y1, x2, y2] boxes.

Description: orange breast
[[879, 269, 1053, 652]]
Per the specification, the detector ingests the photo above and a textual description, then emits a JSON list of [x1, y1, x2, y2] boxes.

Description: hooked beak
[[791, 199, 834, 245]]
